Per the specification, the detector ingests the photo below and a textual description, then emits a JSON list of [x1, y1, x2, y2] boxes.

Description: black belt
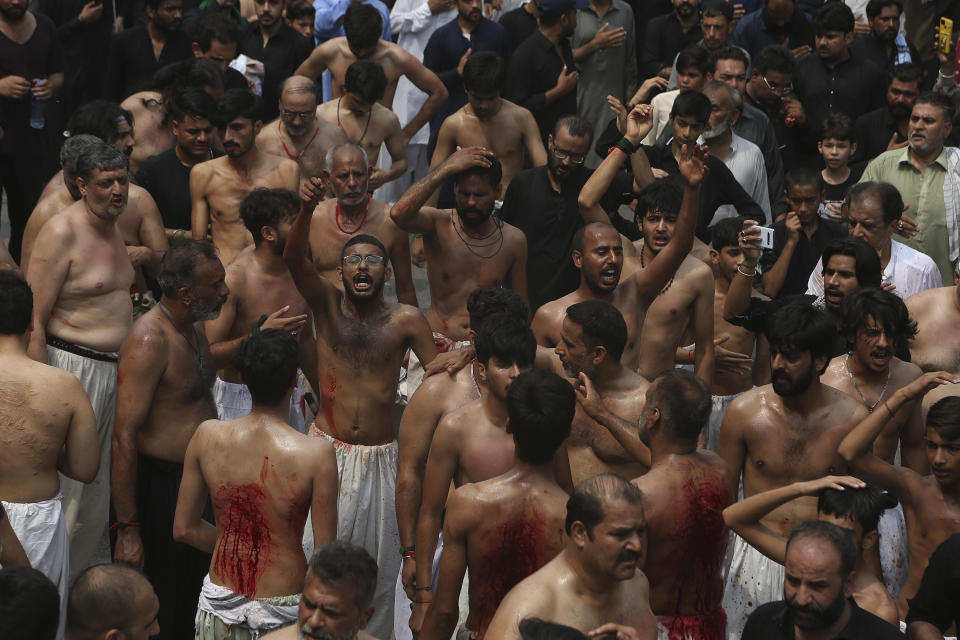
[[46, 335, 118, 363]]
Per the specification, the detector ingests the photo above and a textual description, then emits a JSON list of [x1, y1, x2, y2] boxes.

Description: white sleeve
[[806, 257, 825, 296], [390, 0, 433, 36]]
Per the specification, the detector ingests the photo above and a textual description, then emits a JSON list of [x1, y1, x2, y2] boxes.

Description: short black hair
[[158, 238, 221, 297], [670, 89, 712, 123], [786, 520, 858, 579], [345, 60, 387, 103], [287, 2, 316, 22], [467, 287, 530, 331], [754, 44, 796, 75], [818, 483, 897, 534], [235, 329, 299, 405], [0, 566, 59, 640], [866, 0, 902, 18], [702, 0, 734, 21], [308, 542, 378, 610], [927, 396, 960, 441], [565, 474, 644, 537], [554, 114, 593, 143], [813, 1, 855, 34], [462, 51, 506, 94], [820, 112, 855, 142], [169, 88, 217, 123], [711, 45, 749, 71], [565, 300, 628, 363], [847, 181, 903, 224], [194, 13, 240, 50], [66, 100, 133, 144], [635, 176, 684, 221], [341, 233, 388, 262], [214, 89, 263, 127], [151, 58, 224, 98], [710, 216, 746, 251], [519, 619, 590, 640], [0, 270, 33, 335], [67, 564, 150, 640], [507, 370, 575, 464], [785, 166, 824, 192], [240, 188, 300, 245], [648, 369, 712, 441], [764, 303, 837, 368], [914, 91, 954, 120], [840, 287, 917, 360], [890, 62, 922, 85], [474, 313, 536, 368], [676, 45, 713, 76], [344, 3, 382, 50], [821, 237, 883, 289], [453, 154, 503, 188]]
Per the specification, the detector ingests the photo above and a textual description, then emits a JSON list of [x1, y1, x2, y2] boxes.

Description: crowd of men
[[6, 0, 960, 637]]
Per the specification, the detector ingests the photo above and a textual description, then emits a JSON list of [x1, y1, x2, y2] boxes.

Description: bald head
[[66, 564, 157, 640], [573, 221, 620, 254], [280, 75, 319, 100]]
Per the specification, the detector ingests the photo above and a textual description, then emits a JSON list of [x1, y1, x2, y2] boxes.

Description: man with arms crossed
[[256, 76, 347, 189], [191, 90, 300, 265], [485, 474, 659, 640], [390, 147, 527, 342], [262, 542, 379, 640], [422, 369, 575, 640], [285, 183, 438, 637], [0, 271, 99, 639], [204, 189, 315, 428], [26, 142, 136, 579], [174, 330, 339, 639], [111, 240, 230, 640], [718, 303, 867, 638], [308, 144, 417, 306]]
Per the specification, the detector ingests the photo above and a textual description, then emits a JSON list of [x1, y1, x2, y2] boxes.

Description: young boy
[[818, 113, 863, 220], [758, 167, 847, 298]]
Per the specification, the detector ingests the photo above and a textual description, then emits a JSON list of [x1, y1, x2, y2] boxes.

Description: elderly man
[[860, 92, 959, 286]]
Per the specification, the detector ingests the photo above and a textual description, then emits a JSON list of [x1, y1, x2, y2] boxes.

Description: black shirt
[[104, 24, 193, 100], [500, 165, 634, 310], [850, 33, 919, 74], [639, 12, 702, 80], [135, 146, 224, 230], [239, 22, 313, 121], [905, 533, 960, 633], [793, 51, 887, 137], [640, 142, 766, 242], [503, 30, 578, 142], [499, 5, 538, 55], [743, 598, 906, 639], [853, 105, 904, 164], [758, 217, 847, 298], [823, 165, 864, 206]]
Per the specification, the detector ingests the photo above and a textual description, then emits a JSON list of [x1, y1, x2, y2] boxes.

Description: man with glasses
[[257, 75, 347, 187]]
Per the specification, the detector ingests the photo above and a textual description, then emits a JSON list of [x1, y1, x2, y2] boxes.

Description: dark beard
[[0, 4, 27, 19], [771, 363, 815, 397]]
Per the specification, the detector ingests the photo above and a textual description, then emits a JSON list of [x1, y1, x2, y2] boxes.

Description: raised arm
[[722, 476, 866, 564], [575, 373, 651, 467], [390, 146, 494, 234], [111, 326, 167, 569], [838, 371, 960, 501], [690, 267, 716, 386], [294, 41, 334, 79], [396, 49, 448, 140], [760, 213, 800, 299], [173, 424, 218, 553], [723, 219, 762, 321]]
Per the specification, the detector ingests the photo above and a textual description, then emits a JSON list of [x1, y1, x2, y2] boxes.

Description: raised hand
[[800, 475, 867, 495], [591, 23, 627, 51], [625, 104, 654, 145], [739, 219, 763, 265], [300, 175, 327, 208], [443, 145, 494, 173], [901, 371, 960, 400], [677, 142, 709, 187], [261, 305, 310, 336]]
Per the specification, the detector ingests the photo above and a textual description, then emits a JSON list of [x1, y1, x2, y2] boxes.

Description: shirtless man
[[284, 186, 437, 637], [191, 90, 300, 265], [422, 369, 575, 640], [839, 370, 960, 618], [723, 475, 900, 626], [718, 303, 867, 638], [25, 142, 137, 579], [307, 144, 417, 306], [294, 3, 447, 141], [261, 542, 379, 640], [256, 76, 347, 187], [599, 369, 732, 638], [390, 147, 527, 342], [564, 106, 708, 371], [906, 284, 960, 374], [557, 300, 650, 486], [411, 316, 536, 632], [316, 62, 408, 190], [174, 329, 339, 638], [485, 474, 659, 640], [204, 189, 315, 429], [429, 51, 546, 202], [0, 271, 99, 638], [704, 217, 770, 450], [111, 240, 228, 640]]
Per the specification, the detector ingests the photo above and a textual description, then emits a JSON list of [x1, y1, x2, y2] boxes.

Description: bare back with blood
[[633, 454, 731, 617]]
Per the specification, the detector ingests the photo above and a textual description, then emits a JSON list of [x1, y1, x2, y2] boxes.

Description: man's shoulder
[[894, 239, 939, 269], [742, 599, 789, 635], [112, 23, 147, 45], [138, 147, 179, 174], [849, 600, 909, 637]]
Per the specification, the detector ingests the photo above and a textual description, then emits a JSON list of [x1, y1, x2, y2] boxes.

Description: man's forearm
[[391, 164, 450, 228], [403, 93, 445, 140], [396, 474, 422, 547], [760, 243, 796, 299]]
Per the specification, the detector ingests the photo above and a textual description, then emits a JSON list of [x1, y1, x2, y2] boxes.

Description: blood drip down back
[[212, 483, 272, 597], [676, 476, 729, 612]]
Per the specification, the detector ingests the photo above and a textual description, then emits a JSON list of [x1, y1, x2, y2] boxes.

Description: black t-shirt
[[821, 164, 865, 213], [743, 598, 906, 639], [905, 533, 960, 633], [136, 147, 224, 230], [0, 12, 62, 156], [758, 217, 847, 298]]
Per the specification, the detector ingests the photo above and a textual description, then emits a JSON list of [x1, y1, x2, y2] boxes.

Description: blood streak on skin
[[260, 457, 269, 484], [212, 483, 271, 598], [473, 508, 554, 637]]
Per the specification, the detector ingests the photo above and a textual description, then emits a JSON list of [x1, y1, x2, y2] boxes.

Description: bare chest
[[63, 234, 135, 298], [744, 419, 849, 483]]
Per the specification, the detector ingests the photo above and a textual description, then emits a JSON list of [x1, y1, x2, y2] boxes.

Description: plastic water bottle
[[30, 79, 46, 130]]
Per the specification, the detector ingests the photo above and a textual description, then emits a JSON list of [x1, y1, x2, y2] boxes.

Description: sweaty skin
[[906, 286, 960, 374], [316, 97, 408, 187], [256, 116, 347, 189]]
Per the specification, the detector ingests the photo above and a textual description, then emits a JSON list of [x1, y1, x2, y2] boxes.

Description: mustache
[[617, 550, 640, 564]]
